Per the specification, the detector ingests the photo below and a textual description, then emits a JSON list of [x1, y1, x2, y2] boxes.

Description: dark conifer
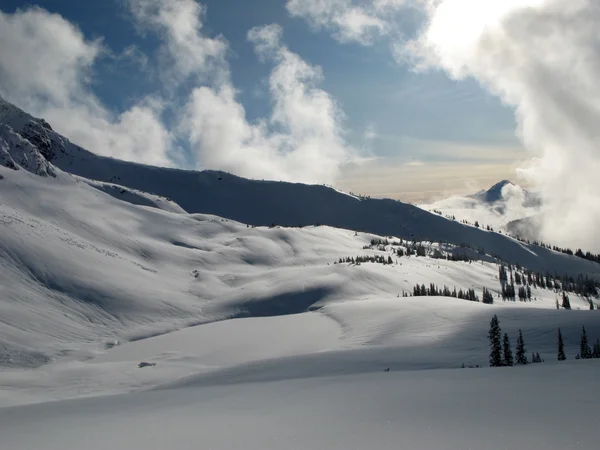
[[502, 333, 513, 366], [482, 287, 494, 304], [580, 326, 592, 359], [488, 315, 503, 367], [516, 329, 527, 365], [557, 328, 566, 361], [562, 292, 571, 309], [593, 339, 600, 359]]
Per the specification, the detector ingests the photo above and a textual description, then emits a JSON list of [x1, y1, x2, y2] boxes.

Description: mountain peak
[[469, 180, 515, 203]]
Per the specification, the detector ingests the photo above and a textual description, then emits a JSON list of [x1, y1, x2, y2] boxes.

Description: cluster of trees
[[575, 326, 600, 359], [449, 253, 474, 262], [498, 263, 599, 303], [557, 326, 600, 360], [547, 244, 600, 265], [489, 323, 600, 368], [499, 264, 531, 301], [412, 284, 480, 301], [482, 288, 494, 304], [394, 244, 426, 257], [362, 237, 483, 263], [410, 285, 495, 304], [488, 316, 529, 367], [336, 255, 394, 265]]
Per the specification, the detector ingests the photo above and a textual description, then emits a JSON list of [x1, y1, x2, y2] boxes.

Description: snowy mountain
[[2, 96, 600, 449], [470, 179, 540, 208], [0, 97, 587, 274], [470, 179, 516, 203], [421, 179, 542, 235]]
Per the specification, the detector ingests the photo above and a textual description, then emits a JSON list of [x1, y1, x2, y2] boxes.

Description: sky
[[2, 0, 600, 252], [0, 0, 524, 202]]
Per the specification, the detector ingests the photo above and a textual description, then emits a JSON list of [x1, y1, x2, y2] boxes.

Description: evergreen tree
[[488, 315, 503, 367], [502, 333, 513, 366], [557, 328, 566, 361], [580, 326, 592, 359], [592, 339, 600, 359], [482, 287, 494, 304], [562, 291, 571, 309], [516, 329, 527, 365]]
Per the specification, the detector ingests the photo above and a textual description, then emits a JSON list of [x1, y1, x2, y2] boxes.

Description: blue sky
[[0, 0, 524, 200]]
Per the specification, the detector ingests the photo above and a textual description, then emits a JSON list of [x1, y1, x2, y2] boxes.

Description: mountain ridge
[[0, 96, 594, 274]]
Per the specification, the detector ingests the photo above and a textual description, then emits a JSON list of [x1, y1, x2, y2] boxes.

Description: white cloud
[[0, 3, 354, 184], [248, 23, 283, 59], [126, 0, 227, 83], [286, 0, 403, 44], [0, 7, 174, 166], [398, 0, 600, 250], [180, 24, 354, 184]]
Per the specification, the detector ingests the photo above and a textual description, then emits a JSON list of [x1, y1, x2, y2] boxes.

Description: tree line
[[498, 263, 599, 304], [488, 316, 600, 367], [488, 315, 541, 367], [336, 255, 394, 265]]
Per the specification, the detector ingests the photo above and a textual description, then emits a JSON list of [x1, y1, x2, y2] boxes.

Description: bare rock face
[[0, 96, 69, 163], [0, 124, 56, 177]]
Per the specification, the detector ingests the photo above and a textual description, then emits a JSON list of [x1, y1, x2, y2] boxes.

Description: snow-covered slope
[[0, 96, 593, 274], [3, 360, 599, 450], [421, 179, 542, 235], [1, 158, 600, 402], [2, 97, 600, 449]]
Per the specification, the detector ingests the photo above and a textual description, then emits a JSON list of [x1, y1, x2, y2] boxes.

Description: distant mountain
[[0, 96, 589, 274], [469, 179, 540, 208], [470, 180, 514, 203]]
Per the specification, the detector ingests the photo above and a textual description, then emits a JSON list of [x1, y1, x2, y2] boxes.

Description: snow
[[2, 361, 599, 450], [1, 162, 599, 395], [1, 96, 600, 449], [0, 95, 594, 275], [420, 180, 541, 233]]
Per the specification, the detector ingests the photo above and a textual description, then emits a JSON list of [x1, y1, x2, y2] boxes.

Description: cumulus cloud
[[0, 7, 174, 166], [397, 0, 600, 250], [421, 180, 541, 233], [0, 1, 352, 183], [126, 0, 227, 83], [180, 24, 354, 184], [285, 0, 407, 44]]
